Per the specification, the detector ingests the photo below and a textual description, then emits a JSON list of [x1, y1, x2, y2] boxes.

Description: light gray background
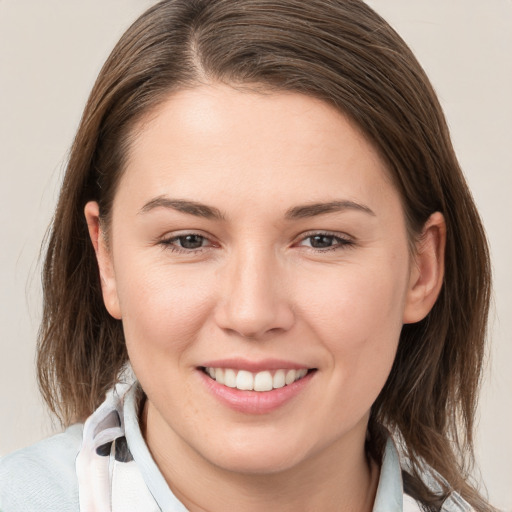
[[0, 1, 510, 509]]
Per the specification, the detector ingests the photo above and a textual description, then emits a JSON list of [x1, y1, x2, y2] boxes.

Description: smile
[[202, 367, 309, 392]]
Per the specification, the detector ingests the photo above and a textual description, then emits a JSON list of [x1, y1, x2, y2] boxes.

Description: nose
[[214, 246, 295, 339]]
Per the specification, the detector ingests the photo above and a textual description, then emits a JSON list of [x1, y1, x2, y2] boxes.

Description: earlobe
[[403, 212, 446, 324], [84, 201, 122, 320]]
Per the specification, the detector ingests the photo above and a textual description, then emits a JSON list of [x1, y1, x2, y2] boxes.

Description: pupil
[[180, 235, 203, 249], [311, 235, 333, 248]]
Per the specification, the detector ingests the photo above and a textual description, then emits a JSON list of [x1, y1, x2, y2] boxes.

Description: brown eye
[[309, 235, 336, 249], [159, 233, 212, 253], [176, 234, 206, 249]]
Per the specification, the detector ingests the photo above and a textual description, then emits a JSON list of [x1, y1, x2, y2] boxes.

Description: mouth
[[200, 367, 315, 392]]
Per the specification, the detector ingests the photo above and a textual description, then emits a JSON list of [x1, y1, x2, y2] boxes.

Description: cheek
[[299, 257, 408, 342], [114, 258, 216, 357], [296, 256, 408, 406]]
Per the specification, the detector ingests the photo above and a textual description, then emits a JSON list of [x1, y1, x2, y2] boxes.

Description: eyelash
[[158, 233, 213, 254], [158, 231, 355, 255], [297, 231, 355, 252]]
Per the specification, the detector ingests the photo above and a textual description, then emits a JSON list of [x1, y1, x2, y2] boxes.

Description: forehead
[[117, 84, 399, 219]]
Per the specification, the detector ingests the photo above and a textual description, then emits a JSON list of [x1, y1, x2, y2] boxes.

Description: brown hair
[[37, 1, 492, 510]]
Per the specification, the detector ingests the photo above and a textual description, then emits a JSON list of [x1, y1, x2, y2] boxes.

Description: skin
[[85, 84, 445, 512]]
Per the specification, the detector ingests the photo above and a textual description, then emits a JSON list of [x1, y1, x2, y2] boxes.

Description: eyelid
[[157, 230, 219, 253], [294, 230, 355, 250], [296, 229, 353, 242], [155, 229, 354, 254]]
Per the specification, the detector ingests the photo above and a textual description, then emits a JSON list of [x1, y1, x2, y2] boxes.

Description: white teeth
[[254, 371, 273, 392], [297, 368, 308, 379], [215, 368, 225, 385], [204, 367, 310, 392], [273, 369, 286, 389], [236, 370, 254, 390], [285, 369, 297, 385], [224, 369, 237, 388]]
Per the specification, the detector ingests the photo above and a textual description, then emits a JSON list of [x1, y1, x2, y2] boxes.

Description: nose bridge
[[215, 242, 293, 338]]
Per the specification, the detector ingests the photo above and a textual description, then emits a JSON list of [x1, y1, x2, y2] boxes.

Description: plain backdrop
[[0, 1, 511, 510]]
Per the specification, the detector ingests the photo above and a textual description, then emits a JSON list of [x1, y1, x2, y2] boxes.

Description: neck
[[141, 400, 379, 512]]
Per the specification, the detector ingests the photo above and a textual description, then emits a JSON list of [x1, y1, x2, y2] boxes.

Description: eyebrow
[[285, 200, 375, 219], [138, 196, 375, 221], [139, 196, 225, 220]]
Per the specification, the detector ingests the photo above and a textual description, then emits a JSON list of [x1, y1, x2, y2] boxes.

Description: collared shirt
[[0, 381, 473, 511]]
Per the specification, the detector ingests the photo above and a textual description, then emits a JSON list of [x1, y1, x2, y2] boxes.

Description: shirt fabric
[[0, 379, 473, 512]]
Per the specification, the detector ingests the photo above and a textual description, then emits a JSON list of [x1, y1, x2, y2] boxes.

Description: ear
[[84, 201, 122, 320], [403, 212, 446, 324]]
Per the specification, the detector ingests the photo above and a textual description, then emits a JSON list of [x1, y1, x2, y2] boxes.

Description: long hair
[[37, 1, 492, 509]]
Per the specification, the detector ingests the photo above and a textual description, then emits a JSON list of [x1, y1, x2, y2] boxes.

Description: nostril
[[214, 300, 296, 340]]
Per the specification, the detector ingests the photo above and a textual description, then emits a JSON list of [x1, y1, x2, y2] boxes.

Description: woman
[[0, 1, 496, 511]]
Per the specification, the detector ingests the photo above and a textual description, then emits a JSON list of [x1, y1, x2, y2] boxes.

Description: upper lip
[[200, 358, 313, 373]]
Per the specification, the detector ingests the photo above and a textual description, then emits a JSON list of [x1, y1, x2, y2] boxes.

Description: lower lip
[[199, 370, 315, 414]]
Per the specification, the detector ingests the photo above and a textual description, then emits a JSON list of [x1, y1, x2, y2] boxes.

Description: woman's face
[[87, 84, 440, 475]]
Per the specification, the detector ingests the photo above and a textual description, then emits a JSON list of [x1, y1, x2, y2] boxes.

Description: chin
[[210, 450, 306, 476], [197, 430, 317, 476]]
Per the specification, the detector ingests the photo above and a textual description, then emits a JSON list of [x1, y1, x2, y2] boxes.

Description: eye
[[297, 232, 354, 251], [159, 233, 213, 253], [174, 234, 207, 249]]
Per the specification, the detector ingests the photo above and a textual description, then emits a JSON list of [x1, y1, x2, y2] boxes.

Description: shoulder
[[382, 435, 475, 512], [404, 492, 475, 512], [0, 423, 83, 512]]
